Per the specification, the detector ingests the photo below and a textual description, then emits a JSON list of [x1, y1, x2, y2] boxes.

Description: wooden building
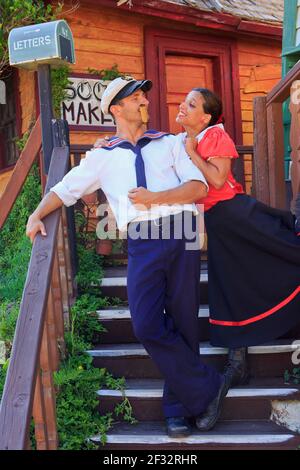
[[3, 1, 300, 451], [0, 0, 284, 196]]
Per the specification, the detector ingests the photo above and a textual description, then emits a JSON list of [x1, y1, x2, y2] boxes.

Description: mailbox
[[8, 20, 75, 70]]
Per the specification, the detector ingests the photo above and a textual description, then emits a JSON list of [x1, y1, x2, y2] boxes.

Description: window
[[0, 70, 19, 170]]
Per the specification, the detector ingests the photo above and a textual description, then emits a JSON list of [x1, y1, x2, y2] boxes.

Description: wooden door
[[165, 55, 214, 134]]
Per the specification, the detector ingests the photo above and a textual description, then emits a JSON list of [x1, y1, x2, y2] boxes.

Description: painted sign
[[62, 75, 115, 131], [8, 20, 75, 70]]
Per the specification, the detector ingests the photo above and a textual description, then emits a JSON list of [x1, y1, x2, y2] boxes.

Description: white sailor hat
[[101, 76, 152, 115]]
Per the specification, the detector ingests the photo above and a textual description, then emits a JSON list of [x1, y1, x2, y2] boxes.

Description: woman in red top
[[177, 88, 300, 388]]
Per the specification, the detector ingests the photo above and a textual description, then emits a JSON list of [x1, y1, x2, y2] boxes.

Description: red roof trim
[[90, 0, 282, 39]]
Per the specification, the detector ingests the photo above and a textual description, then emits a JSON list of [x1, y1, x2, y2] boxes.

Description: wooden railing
[[0, 127, 74, 449], [0, 117, 41, 230], [253, 60, 300, 217]]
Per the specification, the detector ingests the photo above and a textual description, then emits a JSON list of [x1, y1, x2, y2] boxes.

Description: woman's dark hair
[[192, 88, 224, 127]]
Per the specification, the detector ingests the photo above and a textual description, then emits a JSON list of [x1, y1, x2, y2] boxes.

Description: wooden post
[[46, 288, 59, 372], [289, 81, 300, 216], [253, 97, 270, 204], [39, 319, 58, 450], [51, 252, 66, 360], [266, 102, 286, 209], [32, 370, 49, 450], [57, 216, 70, 327], [62, 207, 75, 300], [37, 64, 54, 174]]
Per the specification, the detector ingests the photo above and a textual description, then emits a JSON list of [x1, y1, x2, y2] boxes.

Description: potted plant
[[96, 238, 113, 256]]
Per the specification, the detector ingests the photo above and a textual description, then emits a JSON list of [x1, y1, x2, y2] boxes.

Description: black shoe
[[195, 377, 228, 432], [166, 417, 192, 438], [224, 347, 250, 389]]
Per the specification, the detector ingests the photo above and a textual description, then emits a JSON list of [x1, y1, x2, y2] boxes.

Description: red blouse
[[196, 127, 244, 211]]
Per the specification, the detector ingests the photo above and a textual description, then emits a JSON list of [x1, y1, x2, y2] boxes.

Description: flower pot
[[96, 239, 113, 255]]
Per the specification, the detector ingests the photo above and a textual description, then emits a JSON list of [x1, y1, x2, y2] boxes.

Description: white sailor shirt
[[50, 130, 208, 231]]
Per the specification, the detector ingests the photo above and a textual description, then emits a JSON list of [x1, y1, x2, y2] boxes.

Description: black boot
[[166, 417, 192, 438], [224, 347, 250, 390]]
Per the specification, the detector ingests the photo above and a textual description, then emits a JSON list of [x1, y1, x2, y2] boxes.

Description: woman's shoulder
[[203, 126, 230, 141], [198, 126, 239, 158]]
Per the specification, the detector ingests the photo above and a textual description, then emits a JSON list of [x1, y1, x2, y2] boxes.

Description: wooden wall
[[18, 69, 36, 135], [0, 169, 13, 196], [238, 39, 282, 192], [66, 4, 145, 145], [12, 3, 282, 195]]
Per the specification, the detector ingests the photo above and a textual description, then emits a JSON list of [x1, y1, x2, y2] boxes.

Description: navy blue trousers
[[127, 213, 221, 418]]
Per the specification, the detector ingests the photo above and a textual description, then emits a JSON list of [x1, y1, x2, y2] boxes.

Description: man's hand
[[93, 136, 110, 149], [128, 187, 156, 209], [26, 214, 47, 243]]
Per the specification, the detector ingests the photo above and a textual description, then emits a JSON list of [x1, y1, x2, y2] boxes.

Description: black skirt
[[204, 194, 300, 348]]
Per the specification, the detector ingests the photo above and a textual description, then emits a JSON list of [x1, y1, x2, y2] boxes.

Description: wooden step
[[99, 267, 208, 301], [90, 420, 300, 450], [87, 340, 299, 379], [97, 306, 210, 344], [96, 378, 300, 422]]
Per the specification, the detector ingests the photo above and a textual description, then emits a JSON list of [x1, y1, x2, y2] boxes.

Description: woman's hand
[[128, 187, 156, 210], [93, 136, 110, 149]]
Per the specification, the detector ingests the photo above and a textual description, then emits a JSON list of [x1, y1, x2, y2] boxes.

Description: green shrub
[[54, 356, 114, 450], [0, 165, 41, 303]]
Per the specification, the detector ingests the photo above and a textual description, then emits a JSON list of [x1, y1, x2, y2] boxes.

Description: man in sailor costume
[[26, 76, 227, 437]]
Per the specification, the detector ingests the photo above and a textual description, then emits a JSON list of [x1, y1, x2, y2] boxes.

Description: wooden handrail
[[0, 117, 41, 230], [253, 58, 300, 210], [0, 146, 70, 450], [266, 59, 300, 106]]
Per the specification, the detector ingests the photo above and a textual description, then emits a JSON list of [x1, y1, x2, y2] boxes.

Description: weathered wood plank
[[74, 36, 142, 56], [69, 5, 142, 35], [32, 371, 49, 450], [266, 102, 286, 208], [74, 51, 143, 75], [45, 288, 59, 372], [61, 208, 74, 301], [0, 117, 41, 229], [51, 252, 66, 359], [253, 97, 270, 204], [238, 52, 281, 66], [0, 146, 69, 450], [39, 322, 58, 450], [70, 23, 141, 43], [57, 219, 70, 327]]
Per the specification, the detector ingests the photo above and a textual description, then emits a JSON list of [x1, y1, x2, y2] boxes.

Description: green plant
[[69, 294, 106, 348], [54, 357, 114, 450], [0, 164, 41, 302], [284, 367, 300, 385], [51, 65, 72, 118], [0, 301, 20, 356], [88, 64, 126, 81]]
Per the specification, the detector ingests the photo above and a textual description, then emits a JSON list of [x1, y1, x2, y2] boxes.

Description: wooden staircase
[[88, 265, 300, 450]]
